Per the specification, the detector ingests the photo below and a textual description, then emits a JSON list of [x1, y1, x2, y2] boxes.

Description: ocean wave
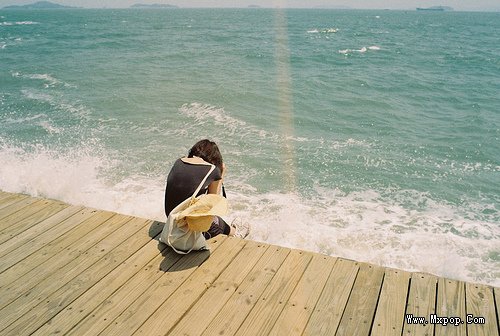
[[339, 45, 381, 54], [178, 102, 282, 143], [0, 137, 497, 287], [307, 28, 338, 34], [13, 72, 76, 88], [20, 89, 90, 120], [3, 113, 47, 125], [0, 139, 164, 223], [178, 102, 310, 144], [37, 120, 62, 134], [0, 21, 39, 26], [225, 187, 500, 287]]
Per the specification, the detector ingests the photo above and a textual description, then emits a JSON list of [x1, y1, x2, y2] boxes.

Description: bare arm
[[208, 179, 222, 195], [208, 163, 225, 195]]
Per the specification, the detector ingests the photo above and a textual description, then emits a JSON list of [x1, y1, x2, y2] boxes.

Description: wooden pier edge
[[0, 191, 498, 336]]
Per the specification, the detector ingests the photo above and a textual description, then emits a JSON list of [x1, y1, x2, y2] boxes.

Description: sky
[[0, 0, 499, 11]]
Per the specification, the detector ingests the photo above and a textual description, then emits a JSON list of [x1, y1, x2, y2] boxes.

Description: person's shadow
[[148, 221, 211, 272]]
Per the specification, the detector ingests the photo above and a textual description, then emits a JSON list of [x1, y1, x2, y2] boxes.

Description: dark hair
[[188, 139, 223, 172]]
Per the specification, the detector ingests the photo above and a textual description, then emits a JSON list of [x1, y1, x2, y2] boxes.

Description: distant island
[[130, 4, 178, 8], [2, 1, 77, 9], [416, 6, 453, 11], [247, 5, 261, 8]]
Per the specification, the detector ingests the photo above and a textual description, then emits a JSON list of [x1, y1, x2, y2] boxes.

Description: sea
[[0, 8, 498, 286]]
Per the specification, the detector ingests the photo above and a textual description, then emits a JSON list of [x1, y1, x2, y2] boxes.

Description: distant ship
[[416, 6, 453, 11]]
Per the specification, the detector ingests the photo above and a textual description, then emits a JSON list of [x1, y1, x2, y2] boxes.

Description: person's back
[[164, 139, 240, 239], [164, 157, 221, 217]]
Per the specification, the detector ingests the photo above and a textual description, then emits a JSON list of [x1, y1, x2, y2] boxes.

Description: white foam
[[13, 72, 76, 88], [38, 121, 62, 134], [178, 102, 276, 140], [27, 73, 61, 87], [0, 21, 39, 26], [3, 113, 47, 125], [0, 139, 497, 287], [225, 187, 500, 287], [21, 89, 90, 119], [16, 21, 39, 25], [0, 140, 165, 222], [307, 28, 338, 33], [339, 46, 381, 54], [21, 89, 54, 102]]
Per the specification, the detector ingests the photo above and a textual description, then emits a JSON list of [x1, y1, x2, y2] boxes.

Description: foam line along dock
[[0, 190, 498, 336]]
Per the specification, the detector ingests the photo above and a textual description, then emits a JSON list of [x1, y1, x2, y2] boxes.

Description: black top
[[164, 158, 222, 217]]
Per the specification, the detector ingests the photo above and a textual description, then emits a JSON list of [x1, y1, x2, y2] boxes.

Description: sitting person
[[164, 139, 248, 238]]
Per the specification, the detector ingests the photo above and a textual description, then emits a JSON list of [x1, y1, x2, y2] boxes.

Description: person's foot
[[231, 218, 250, 239]]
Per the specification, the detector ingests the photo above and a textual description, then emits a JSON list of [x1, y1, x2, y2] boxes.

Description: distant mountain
[[130, 4, 179, 8], [3, 1, 77, 9]]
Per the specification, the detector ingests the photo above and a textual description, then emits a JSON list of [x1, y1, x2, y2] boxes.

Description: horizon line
[[1, 5, 499, 12]]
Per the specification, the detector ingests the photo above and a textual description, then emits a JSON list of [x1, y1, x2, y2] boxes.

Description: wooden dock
[[0, 191, 498, 336]]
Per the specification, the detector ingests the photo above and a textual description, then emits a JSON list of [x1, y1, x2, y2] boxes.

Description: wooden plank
[[43, 245, 180, 336], [465, 282, 499, 336], [402, 272, 438, 336], [335, 263, 385, 336], [0, 211, 118, 312], [303, 258, 359, 335], [132, 237, 247, 336], [0, 197, 42, 224], [435, 278, 466, 336], [372, 268, 411, 336], [269, 254, 338, 336], [66, 236, 225, 336], [234, 249, 313, 336], [31, 224, 169, 336], [0, 201, 69, 255], [0, 193, 29, 211], [0, 196, 39, 221], [0, 216, 152, 335], [0, 192, 497, 336], [201, 245, 291, 336], [95, 236, 236, 335], [0, 206, 104, 275], [169, 240, 269, 336], [0, 206, 97, 287], [0, 199, 66, 242]]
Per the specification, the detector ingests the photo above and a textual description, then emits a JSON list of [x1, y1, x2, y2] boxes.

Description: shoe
[[231, 218, 250, 239]]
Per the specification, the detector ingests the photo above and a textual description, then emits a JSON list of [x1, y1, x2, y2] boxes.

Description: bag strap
[[190, 163, 215, 201]]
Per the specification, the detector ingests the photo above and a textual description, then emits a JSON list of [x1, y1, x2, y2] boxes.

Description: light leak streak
[[274, 1, 296, 192]]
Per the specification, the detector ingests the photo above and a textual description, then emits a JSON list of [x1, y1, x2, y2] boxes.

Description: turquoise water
[[1, 8, 499, 285]]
